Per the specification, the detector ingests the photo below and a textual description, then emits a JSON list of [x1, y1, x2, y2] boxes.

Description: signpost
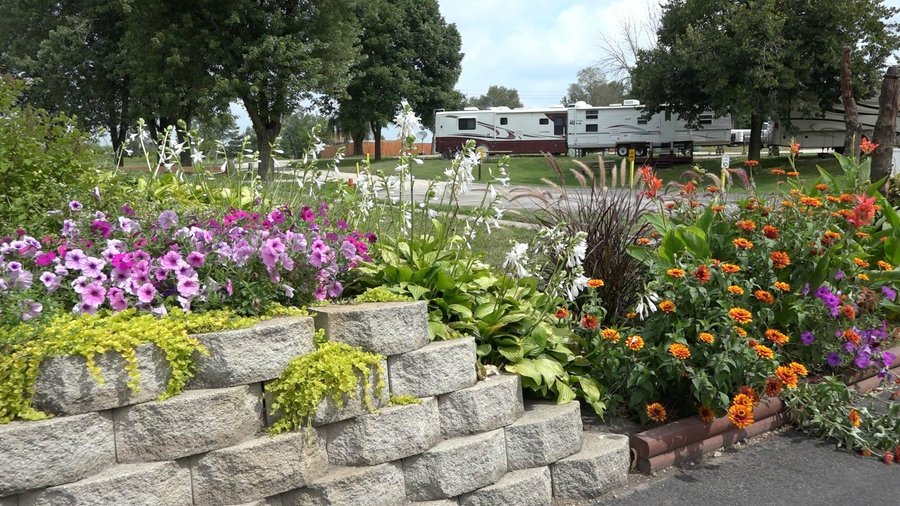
[[628, 148, 636, 189], [721, 155, 730, 191]]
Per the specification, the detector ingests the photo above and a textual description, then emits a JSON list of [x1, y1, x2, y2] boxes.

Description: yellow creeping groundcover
[[0, 304, 306, 423]]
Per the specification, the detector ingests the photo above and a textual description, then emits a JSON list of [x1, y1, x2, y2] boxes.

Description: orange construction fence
[[320, 140, 432, 159]]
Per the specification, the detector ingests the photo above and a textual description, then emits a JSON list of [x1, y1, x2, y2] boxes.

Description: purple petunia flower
[[826, 352, 842, 367], [6, 261, 22, 272], [854, 352, 872, 369], [69, 200, 83, 212], [64, 249, 87, 269], [801, 331, 815, 346], [39, 271, 57, 288], [801, 283, 810, 296], [108, 287, 128, 311], [136, 283, 157, 304], [882, 286, 897, 302], [884, 352, 897, 369], [21, 300, 42, 321], [186, 251, 205, 268], [157, 210, 179, 230], [176, 277, 200, 298], [160, 251, 182, 271], [834, 270, 845, 281], [81, 282, 107, 306], [82, 257, 106, 278], [90, 220, 112, 238]]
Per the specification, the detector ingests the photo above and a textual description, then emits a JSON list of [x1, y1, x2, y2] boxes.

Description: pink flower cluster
[[0, 202, 373, 321]]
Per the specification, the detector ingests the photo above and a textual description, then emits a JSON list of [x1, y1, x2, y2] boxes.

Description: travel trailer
[[433, 101, 732, 159], [770, 98, 900, 151]]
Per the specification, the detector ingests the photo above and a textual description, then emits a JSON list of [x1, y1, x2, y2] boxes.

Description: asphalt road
[[594, 428, 899, 506]]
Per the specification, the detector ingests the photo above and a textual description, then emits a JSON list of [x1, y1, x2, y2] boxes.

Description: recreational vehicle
[[770, 98, 900, 151], [433, 101, 732, 159]]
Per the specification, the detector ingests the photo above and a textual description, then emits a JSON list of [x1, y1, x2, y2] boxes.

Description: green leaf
[[555, 382, 577, 404], [507, 358, 541, 384], [448, 304, 473, 319], [405, 284, 430, 300], [679, 226, 710, 258]]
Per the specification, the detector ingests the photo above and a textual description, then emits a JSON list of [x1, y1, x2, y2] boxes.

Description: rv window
[[458, 118, 476, 130], [585, 124, 598, 132], [539, 118, 549, 125], [665, 111, 672, 121], [500, 117, 508, 125], [586, 110, 599, 119], [553, 117, 565, 136], [638, 115, 651, 125], [698, 115, 713, 126]]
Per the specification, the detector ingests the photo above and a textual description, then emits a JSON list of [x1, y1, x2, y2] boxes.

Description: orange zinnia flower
[[827, 195, 841, 203], [587, 278, 605, 288], [764, 377, 782, 397], [626, 335, 644, 351], [706, 185, 719, 193], [734, 327, 748, 337], [636, 237, 651, 245], [727, 285, 745, 296], [791, 142, 801, 156], [858, 273, 869, 281], [698, 405, 715, 423], [775, 365, 799, 389], [736, 220, 756, 231], [693, 265, 711, 284], [786, 171, 800, 177], [728, 307, 752, 324], [782, 200, 795, 208], [855, 231, 870, 239], [843, 329, 861, 345], [555, 308, 570, 319], [770, 251, 791, 269], [771, 168, 786, 175], [763, 225, 779, 239], [849, 409, 861, 427], [800, 196, 822, 207], [789, 362, 808, 377], [878, 260, 893, 271], [659, 300, 676, 313], [733, 238, 754, 250], [728, 403, 754, 429], [755, 290, 775, 304], [580, 314, 599, 330], [647, 402, 667, 423], [774, 281, 791, 292], [698, 332, 715, 344], [668, 343, 691, 360], [626, 311, 637, 319], [764, 328, 789, 345], [816, 183, 829, 191], [853, 258, 870, 268], [601, 328, 621, 342], [712, 204, 725, 212], [732, 393, 753, 408], [841, 304, 856, 320], [721, 263, 741, 274], [744, 159, 759, 168], [666, 268, 686, 278], [754, 344, 774, 359]]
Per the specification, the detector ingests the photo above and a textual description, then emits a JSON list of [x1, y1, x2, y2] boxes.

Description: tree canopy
[[336, 0, 462, 160], [562, 66, 627, 107], [631, 0, 900, 160], [466, 85, 523, 109]]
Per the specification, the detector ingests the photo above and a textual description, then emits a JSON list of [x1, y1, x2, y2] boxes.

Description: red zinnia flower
[[580, 314, 599, 330]]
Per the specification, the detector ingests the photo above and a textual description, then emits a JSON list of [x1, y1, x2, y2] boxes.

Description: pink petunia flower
[[136, 283, 157, 304]]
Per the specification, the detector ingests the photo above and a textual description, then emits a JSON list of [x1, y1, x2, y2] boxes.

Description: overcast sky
[[233, 0, 900, 134]]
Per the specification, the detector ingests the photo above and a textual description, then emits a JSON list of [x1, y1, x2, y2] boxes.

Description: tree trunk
[[841, 47, 862, 158], [748, 112, 763, 162], [351, 129, 365, 156], [177, 124, 192, 169], [255, 123, 282, 180], [371, 121, 382, 161], [872, 66, 900, 182], [109, 123, 127, 167]]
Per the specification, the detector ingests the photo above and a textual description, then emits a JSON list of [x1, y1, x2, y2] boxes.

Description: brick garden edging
[[630, 344, 900, 474]]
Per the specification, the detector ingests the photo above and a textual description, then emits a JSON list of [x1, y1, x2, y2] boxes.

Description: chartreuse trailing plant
[[389, 394, 421, 406], [265, 332, 385, 435], [0, 306, 308, 423], [352, 286, 412, 304]]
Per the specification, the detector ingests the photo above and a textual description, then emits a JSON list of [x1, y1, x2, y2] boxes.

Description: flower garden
[[1, 75, 899, 475]]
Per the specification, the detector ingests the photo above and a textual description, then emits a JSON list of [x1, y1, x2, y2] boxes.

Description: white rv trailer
[[565, 100, 733, 157], [433, 106, 568, 157], [770, 98, 900, 151]]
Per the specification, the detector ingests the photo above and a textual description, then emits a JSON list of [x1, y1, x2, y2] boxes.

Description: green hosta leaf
[[507, 358, 541, 384], [448, 304, 473, 319], [404, 284, 429, 300], [577, 376, 602, 402], [498, 344, 525, 363], [555, 382, 577, 404], [533, 356, 565, 386], [679, 226, 710, 258]]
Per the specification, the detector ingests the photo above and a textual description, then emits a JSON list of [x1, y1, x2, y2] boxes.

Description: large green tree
[[631, 0, 899, 161], [336, 0, 462, 160], [562, 66, 627, 106], [467, 85, 523, 109], [216, 0, 360, 178]]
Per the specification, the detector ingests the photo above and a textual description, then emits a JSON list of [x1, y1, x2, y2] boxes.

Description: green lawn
[[323, 153, 842, 194]]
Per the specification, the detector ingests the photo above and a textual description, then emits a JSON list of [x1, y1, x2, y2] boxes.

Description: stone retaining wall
[[0, 301, 629, 505]]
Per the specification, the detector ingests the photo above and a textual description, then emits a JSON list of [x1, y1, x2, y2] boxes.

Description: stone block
[[403, 429, 507, 501], [32, 343, 170, 416], [326, 397, 440, 466], [113, 384, 263, 463], [231, 498, 282, 506], [311, 302, 429, 355], [439, 374, 523, 437], [551, 432, 630, 499], [0, 412, 115, 496], [190, 429, 327, 505], [459, 467, 552, 506], [18, 461, 191, 506], [388, 338, 476, 398], [409, 501, 458, 506], [281, 462, 405, 506], [0, 496, 16, 506], [504, 401, 582, 470], [190, 317, 315, 389]]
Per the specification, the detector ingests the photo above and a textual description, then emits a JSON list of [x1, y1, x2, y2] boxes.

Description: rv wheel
[[616, 145, 629, 157]]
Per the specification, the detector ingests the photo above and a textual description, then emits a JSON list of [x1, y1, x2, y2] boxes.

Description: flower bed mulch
[[630, 345, 900, 473]]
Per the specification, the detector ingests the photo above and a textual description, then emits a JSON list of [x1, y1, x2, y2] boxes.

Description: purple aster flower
[[801, 331, 815, 346], [160, 251, 182, 271], [176, 277, 200, 298], [157, 210, 179, 230], [136, 283, 157, 304], [69, 200, 83, 212], [882, 286, 897, 302], [81, 282, 107, 306], [826, 352, 842, 367]]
